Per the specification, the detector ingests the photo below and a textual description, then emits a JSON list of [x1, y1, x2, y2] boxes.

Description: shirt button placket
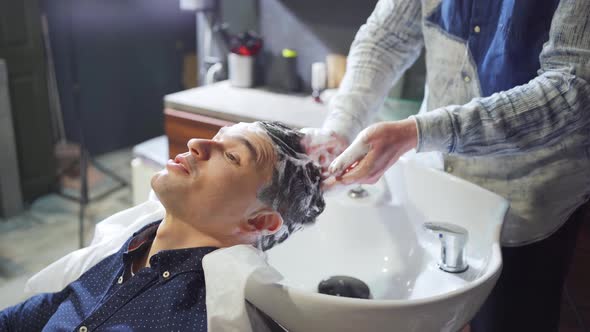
[[464, 24, 480, 85]]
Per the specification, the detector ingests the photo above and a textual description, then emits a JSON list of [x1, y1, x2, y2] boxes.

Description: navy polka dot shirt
[[0, 220, 219, 331]]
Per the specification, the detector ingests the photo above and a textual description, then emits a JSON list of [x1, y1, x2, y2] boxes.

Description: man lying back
[[0, 121, 325, 331]]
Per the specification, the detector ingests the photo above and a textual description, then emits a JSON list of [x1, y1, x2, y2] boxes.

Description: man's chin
[[150, 170, 171, 197], [150, 170, 189, 203]]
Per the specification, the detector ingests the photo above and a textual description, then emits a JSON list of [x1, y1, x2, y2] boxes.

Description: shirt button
[[163, 271, 170, 278], [117, 276, 123, 284], [79, 326, 88, 332], [474, 25, 481, 33], [446, 166, 454, 173], [463, 75, 471, 83]]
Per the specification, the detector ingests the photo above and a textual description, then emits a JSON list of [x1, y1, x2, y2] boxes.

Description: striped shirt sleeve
[[414, 0, 590, 156], [323, 0, 424, 141]]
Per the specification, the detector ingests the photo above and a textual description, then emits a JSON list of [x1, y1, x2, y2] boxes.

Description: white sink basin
[[245, 157, 509, 332]]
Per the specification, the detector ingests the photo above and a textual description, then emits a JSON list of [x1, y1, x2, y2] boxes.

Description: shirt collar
[[122, 220, 219, 276]]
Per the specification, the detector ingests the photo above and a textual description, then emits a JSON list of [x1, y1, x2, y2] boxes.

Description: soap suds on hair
[[255, 121, 325, 250]]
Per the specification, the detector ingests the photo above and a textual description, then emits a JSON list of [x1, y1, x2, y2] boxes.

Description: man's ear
[[245, 209, 283, 235]]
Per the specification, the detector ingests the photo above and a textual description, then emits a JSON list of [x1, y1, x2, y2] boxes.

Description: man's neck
[[137, 213, 235, 270]]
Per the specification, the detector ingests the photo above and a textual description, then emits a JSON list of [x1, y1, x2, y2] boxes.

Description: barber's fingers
[[328, 133, 370, 176], [323, 134, 372, 191], [301, 128, 336, 151], [301, 128, 348, 152], [300, 127, 351, 174], [321, 150, 375, 190], [336, 149, 380, 185], [314, 145, 341, 167]]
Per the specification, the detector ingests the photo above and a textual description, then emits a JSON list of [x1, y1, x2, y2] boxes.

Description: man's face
[[151, 123, 277, 237]]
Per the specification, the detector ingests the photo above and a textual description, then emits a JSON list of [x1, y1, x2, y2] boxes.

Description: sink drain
[[318, 275, 372, 299]]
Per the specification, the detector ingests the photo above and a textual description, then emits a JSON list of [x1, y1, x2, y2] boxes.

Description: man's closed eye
[[225, 152, 241, 165]]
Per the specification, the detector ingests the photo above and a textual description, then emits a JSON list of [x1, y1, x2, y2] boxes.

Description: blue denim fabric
[[324, 0, 590, 245], [0, 221, 218, 331]]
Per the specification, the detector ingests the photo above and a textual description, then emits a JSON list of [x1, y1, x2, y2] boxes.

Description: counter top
[[164, 81, 329, 128]]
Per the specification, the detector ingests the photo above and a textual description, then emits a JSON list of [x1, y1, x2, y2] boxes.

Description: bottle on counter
[[311, 62, 327, 103], [266, 48, 301, 93]]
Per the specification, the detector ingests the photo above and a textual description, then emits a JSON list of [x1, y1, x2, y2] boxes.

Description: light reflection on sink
[[245, 156, 509, 332]]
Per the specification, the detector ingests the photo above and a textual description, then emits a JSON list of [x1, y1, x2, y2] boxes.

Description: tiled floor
[[0, 148, 133, 310]]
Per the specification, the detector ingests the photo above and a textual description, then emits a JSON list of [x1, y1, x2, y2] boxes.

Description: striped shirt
[[324, 0, 590, 245]]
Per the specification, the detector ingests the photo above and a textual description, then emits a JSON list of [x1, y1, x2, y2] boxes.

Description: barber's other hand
[[300, 127, 349, 175], [324, 119, 418, 189]]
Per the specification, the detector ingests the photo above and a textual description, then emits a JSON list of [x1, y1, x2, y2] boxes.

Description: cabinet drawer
[[164, 108, 235, 158]]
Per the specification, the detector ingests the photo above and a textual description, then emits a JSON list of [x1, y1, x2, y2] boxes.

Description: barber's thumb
[[328, 138, 369, 176]]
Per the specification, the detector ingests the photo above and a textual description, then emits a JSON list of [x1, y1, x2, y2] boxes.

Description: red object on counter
[[230, 31, 262, 56], [236, 45, 252, 56]]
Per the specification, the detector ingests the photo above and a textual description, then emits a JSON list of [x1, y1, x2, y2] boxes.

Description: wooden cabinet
[[163, 82, 328, 159], [164, 108, 234, 158]]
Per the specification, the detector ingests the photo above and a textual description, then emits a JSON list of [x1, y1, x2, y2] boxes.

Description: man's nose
[[187, 139, 212, 160]]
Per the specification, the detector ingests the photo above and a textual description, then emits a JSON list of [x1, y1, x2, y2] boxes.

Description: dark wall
[[42, 0, 195, 155], [259, 0, 379, 92]]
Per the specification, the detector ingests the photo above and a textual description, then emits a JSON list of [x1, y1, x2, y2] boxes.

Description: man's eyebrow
[[236, 137, 258, 163]]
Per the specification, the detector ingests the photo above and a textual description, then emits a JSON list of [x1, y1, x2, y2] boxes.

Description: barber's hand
[[323, 119, 418, 189], [300, 127, 350, 175]]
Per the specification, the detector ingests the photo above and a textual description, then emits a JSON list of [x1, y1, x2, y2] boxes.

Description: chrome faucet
[[423, 222, 469, 273], [348, 185, 369, 199]]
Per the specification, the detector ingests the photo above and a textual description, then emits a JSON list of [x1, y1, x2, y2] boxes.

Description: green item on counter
[[282, 48, 298, 58]]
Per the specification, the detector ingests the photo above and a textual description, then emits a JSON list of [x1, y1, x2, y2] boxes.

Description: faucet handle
[[423, 222, 468, 238], [423, 222, 469, 273]]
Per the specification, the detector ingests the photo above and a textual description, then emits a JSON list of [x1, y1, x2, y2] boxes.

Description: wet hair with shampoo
[[256, 121, 325, 250]]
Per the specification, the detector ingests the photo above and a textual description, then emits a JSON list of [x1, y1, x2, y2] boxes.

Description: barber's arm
[[328, 0, 590, 185], [0, 288, 71, 332], [324, 0, 424, 140], [302, 0, 423, 168]]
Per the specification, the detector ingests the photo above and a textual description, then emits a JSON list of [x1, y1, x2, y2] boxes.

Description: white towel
[[203, 245, 282, 332]]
